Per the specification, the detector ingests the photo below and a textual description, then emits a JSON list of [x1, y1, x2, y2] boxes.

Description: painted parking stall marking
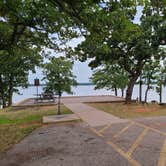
[[157, 138, 166, 166], [91, 121, 166, 166]]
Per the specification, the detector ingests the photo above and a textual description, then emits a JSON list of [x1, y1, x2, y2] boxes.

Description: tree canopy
[[0, 0, 166, 105], [68, 0, 166, 103], [0, 0, 96, 106]]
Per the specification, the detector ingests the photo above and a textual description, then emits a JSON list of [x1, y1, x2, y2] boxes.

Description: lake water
[[13, 85, 166, 103]]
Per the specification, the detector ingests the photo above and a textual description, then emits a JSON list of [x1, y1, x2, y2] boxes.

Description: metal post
[[139, 75, 142, 103], [36, 85, 38, 100], [34, 78, 40, 103]]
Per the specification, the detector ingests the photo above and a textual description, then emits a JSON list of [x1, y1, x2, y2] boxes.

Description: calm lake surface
[[13, 85, 166, 103]]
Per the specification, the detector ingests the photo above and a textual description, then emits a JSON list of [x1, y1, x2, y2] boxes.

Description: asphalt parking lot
[[92, 116, 166, 166], [0, 117, 166, 166]]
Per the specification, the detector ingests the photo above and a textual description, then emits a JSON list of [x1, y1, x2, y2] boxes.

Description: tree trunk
[[8, 94, 13, 106], [139, 76, 142, 103], [144, 85, 150, 103], [57, 94, 61, 115], [126, 75, 139, 103], [8, 87, 13, 106], [2, 99, 6, 108], [114, 86, 117, 96], [160, 83, 162, 104], [121, 88, 124, 97], [0, 75, 5, 108], [8, 74, 13, 106]]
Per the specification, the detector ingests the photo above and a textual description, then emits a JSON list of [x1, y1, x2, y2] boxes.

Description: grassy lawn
[[88, 102, 166, 119], [0, 105, 72, 152]]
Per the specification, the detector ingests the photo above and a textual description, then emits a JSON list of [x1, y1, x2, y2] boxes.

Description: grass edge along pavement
[[0, 105, 72, 152], [88, 102, 166, 119]]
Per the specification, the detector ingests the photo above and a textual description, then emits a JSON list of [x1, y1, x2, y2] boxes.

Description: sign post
[[34, 78, 40, 100]]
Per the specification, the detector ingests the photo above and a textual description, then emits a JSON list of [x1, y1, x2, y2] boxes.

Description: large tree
[[68, 0, 166, 103], [0, 0, 99, 53], [0, 44, 42, 107], [0, 1, 61, 107], [0, 0, 94, 107]]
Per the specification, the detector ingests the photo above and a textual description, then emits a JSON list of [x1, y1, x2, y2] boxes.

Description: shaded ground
[[134, 116, 166, 133], [92, 116, 166, 166], [1, 96, 166, 166], [0, 105, 71, 152], [0, 122, 131, 166], [0, 117, 166, 166]]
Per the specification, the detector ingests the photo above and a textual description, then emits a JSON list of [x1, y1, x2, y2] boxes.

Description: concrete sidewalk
[[63, 96, 128, 127], [62, 95, 124, 103]]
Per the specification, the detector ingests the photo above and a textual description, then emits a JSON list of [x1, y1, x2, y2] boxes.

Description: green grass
[[0, 105, 72, 152], [88, 102, 166, 119]]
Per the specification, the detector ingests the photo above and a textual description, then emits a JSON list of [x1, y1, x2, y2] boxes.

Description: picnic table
[[34, 93, 55, 103]]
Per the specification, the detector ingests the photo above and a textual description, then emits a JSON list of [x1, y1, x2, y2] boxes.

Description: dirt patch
[[134, 107, 158, 112], [19, 122, 40, 129]]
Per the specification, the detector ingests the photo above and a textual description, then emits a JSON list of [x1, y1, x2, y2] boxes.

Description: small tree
[[43, 57, 77, 115], [91, 64, 128, 97], [142, 61, 159, 103], [155, 64, 166, 104]]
